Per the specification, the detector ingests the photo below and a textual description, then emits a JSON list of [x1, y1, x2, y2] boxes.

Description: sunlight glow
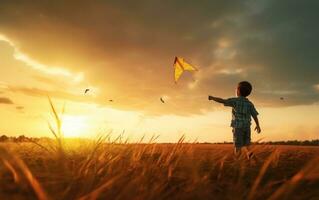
[[61, 115, 89, 137]]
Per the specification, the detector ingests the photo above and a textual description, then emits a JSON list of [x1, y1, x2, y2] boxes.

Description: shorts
[[232, 127, 251, 148]]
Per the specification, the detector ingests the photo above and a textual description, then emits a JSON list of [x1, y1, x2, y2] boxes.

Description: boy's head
[[236, 81, 252, 97]]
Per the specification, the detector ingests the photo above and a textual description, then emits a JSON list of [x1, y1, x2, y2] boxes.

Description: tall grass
[[47, 97, 65, 160]]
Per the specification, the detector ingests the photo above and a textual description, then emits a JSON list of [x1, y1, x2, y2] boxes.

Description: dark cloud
[[0, 0, 318, 115], [226, 0, 319, 106], [0, 97, 13, 104]]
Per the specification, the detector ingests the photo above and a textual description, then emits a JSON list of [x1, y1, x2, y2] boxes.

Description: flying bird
[[173, 57, 198, 83], [160, 97, 165, 103], [84, 89, 90, 94], [280, 97, 284, 100], [109, 99, 114, 102]]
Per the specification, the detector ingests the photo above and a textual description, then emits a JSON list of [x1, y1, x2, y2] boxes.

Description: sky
[[0, 0, 318, 142]]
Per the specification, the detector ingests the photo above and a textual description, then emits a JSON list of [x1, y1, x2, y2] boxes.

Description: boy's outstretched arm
[[208, 95, 226, 104], [252, 115, 261, 133]]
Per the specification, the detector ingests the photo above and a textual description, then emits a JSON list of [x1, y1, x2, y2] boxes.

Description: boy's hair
[[238, 81, 252, 97]]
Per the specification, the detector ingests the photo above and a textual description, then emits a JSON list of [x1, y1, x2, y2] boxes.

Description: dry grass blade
[[77, 175, 120, 200], [0, 147, 49, 200], [47, 96, 66, 159], [248, 149, 280, 200], [111, 134, 123, 144], [1, 159, 20, 183], [217, 154, 228, 180], [77, 135, 107, 176], [138, 135, 145, 144], [26, 138, 52, 154], [267, 156, 319, 200], [48, 96, 61, 137], [47, 121, 59, 141], [148, 134, 160, 143], [164, 135, 185, 165]]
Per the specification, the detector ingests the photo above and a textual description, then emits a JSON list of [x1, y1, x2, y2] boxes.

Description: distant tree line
[[0, 135, 40, 143], [259, 140, 319, 146], [214, 140, 319, 146], [0, 135, 318, 146]]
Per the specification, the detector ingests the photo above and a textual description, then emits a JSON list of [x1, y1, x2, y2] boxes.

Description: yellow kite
[[173, 57, 198, 83]]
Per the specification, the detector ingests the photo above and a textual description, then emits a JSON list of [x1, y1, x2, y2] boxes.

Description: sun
[[61, 115, 89, 137]]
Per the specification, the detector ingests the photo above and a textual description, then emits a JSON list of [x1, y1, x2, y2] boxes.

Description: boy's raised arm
[[208, 95, 226, 104]]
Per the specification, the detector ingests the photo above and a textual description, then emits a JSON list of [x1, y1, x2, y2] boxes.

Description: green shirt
[[223, 96, 258, 128]]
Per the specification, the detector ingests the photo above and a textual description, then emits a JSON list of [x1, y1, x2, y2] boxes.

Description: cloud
[[0, 97, 13, 104], [0, 82, 9, 90], [0, 0, 318, 115], [0, 34, 84, 83], [32, 75, 77, 89], [7, 86, 86, 102], [217, 68, 243, 75]]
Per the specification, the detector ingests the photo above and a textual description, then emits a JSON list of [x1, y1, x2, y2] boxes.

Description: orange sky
[[0, 0, 318, 142]]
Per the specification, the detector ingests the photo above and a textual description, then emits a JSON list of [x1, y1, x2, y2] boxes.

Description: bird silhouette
[[280, 97, 284, 100], [109, 99, 114, 102], [160, 97, 165, 103], [84, 89, 90, 94]]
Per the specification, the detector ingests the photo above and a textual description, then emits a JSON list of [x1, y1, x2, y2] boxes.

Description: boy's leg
[[232, 128, 243, 156], [244, 146, 254, 159], [243, 127, 253, 159], [234, 146, 242, 155]]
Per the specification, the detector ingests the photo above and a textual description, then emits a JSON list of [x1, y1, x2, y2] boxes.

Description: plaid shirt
[[223, 96, 258, 128]]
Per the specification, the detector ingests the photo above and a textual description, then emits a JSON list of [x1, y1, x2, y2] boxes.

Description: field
[[0, 139, 319, 200]]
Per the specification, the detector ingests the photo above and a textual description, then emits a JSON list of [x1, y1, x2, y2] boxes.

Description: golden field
[[0, 140, 318, 200]]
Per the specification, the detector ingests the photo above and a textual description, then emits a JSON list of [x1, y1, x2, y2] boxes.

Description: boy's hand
[[208, 96, 226, 104], [254, 125, 261, 134]]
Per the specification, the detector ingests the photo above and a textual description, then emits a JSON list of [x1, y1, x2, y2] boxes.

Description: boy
[[208, 81, 261, 158]]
